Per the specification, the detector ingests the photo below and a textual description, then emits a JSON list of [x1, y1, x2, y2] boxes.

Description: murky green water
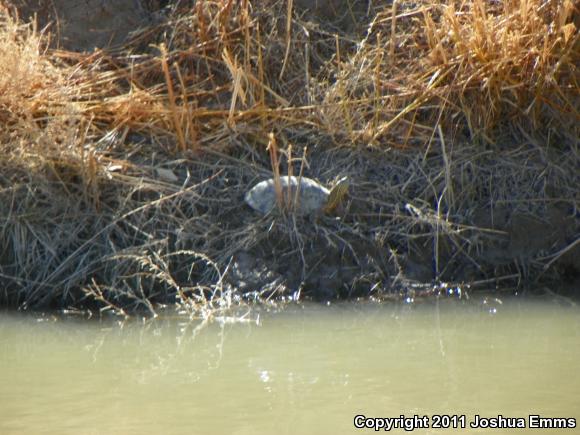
[[1, 298, 579, 435]]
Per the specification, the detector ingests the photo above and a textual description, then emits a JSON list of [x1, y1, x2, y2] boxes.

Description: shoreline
[[1, 0, 578, 315]]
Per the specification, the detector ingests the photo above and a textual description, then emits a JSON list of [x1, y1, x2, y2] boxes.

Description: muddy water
[[1, 298, 579, 435]]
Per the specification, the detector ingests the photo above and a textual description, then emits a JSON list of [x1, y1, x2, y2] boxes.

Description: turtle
[[245, 176, 349, 215]]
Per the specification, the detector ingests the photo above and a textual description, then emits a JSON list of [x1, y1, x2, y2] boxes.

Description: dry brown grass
[[321, 0, 579, 146], [0, 0, 578, 317]]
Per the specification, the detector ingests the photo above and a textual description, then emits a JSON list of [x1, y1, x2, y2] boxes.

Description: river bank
[[1, 0, 578, 315]]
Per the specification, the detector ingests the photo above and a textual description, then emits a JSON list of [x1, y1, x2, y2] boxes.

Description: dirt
[[11, 0, 154, 51]]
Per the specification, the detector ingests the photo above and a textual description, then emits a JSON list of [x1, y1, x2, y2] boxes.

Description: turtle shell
[[245, 176, 330, 215]]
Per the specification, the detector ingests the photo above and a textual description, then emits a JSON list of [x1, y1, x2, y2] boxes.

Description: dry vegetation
[[0, 0, 578, 317]]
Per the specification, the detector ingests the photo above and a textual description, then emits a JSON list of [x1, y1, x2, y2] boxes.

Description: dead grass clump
[[74, 0, 283, 146], [69, 0, 350, 155], [320, 0, 578, 146], [0, 9, 83, 158]]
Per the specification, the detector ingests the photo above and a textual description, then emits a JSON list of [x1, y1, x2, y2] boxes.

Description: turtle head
[[323, 176, 349, 214]]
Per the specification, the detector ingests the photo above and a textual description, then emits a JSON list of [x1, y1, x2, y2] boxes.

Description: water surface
[[1, 298, 579, 434]]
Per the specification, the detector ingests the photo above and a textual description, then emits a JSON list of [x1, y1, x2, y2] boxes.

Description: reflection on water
[[1, 298, 579, 435]]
